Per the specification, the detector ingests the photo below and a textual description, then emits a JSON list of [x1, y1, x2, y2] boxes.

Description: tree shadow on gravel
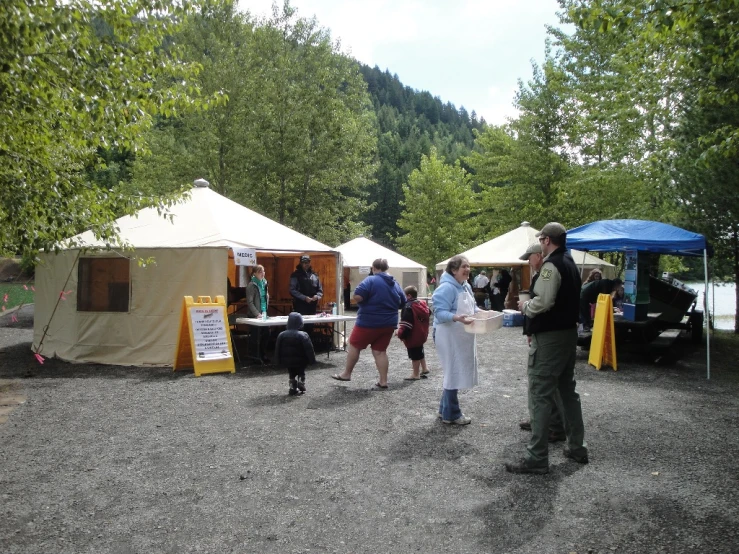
[[388, 424, 480, 462], [246, 392, 300, 407], [303, 385, 374, 410], [231, 360, 336, 375], [0, 340, 341, 383], [468, 446, 586, 552], [623, 495, 739, 551], [246, 383, 379, 409]]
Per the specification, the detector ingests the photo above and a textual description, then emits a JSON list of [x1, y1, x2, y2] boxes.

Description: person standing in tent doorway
[[473, 269, 490, 308], [246, 264, 270, 363], [290, 255, 323, 316], [496, 269, 513, 309]]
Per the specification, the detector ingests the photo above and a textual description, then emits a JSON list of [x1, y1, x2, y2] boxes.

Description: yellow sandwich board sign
[[173, 296, 235, 377], [588, 293, 618, 371]]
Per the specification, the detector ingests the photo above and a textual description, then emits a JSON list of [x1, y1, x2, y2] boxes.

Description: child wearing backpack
[[274, 312, 317, 396], [397, 285, 431, 380]]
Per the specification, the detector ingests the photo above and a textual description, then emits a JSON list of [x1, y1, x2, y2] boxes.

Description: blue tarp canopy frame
[[566, 219, 711, 379], [566, 219, 707, 257]]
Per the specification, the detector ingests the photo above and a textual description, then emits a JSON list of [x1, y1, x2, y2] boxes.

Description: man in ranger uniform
[[517, 241, 565, 443], [505, 223, 588, 474]]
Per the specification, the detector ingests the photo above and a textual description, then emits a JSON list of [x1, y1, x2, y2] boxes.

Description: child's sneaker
[[288, 379, 300, 396], [296, 376, 306, 394]]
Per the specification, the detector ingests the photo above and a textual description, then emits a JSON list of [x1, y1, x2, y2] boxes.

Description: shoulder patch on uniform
[[540, 268, 553, 280]]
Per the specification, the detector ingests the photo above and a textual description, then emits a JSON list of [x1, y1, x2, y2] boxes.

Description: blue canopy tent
[[566, 219, 711, 378]]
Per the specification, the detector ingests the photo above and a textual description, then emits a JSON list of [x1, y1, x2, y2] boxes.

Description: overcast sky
[[238, 0, 565, 125]]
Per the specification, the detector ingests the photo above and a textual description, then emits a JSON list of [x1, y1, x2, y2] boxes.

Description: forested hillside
[[357, 65, 485, 246]]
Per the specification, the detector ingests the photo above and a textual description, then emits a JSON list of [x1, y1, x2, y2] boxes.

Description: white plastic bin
[[464, 311, 504, 334]]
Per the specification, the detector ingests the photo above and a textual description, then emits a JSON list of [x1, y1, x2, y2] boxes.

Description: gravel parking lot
[[1, 304, 738, 554]]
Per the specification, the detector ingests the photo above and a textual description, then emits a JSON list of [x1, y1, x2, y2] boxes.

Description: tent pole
[[581, 251, 587, 281], [704, 248, 710, 380]]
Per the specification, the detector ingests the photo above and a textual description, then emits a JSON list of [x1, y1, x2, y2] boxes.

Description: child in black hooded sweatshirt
[[274, 312, 317, 395]]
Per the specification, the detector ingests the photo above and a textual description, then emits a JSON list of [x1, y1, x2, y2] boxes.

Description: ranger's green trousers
[[526, 327, 587, 466]]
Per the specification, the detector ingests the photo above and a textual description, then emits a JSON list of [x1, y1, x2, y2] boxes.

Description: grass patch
[[711, 328, 739, 349], [705, 329, 739, 382], [0, 283, 35, 311]]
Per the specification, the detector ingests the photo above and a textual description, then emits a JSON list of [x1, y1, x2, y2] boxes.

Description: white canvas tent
[[33, 181, 342, 366], [336, 237, 428, 303], [435, 222, 616, 279]]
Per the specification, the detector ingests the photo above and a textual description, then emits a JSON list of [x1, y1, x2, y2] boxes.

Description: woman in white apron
[[432, 255, 482, 424]]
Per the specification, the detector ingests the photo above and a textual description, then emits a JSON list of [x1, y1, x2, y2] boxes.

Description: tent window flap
[[402, 271, 420, 290], [77, 258, 130, 312]]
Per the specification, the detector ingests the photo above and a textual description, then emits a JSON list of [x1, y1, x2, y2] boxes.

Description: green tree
[[396, 148, 477, 271], [234, 0, 377, 246], [670, 80, 739, 298], [554, 0, 685, 218], [0, 0, 213, 256], [132, 0, 377, 246], [125, 0, 249, 199], [554, 165, 654, 224], [357, 64, 483, 244], [551, 4, 648, 167], [465, 58, 573, 236], [571, 0, 739, 329], [466, 5, 677, 238]]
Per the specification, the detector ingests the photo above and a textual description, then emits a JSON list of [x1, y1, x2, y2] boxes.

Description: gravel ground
[[1, 305, 738, 554]]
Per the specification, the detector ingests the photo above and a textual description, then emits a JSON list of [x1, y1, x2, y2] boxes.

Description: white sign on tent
[[233, 248, 257, 266]]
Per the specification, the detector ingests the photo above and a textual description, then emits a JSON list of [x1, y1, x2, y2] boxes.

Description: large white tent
[[435, 222, 616, 279], [336, 237, 428, 303], [33, 181, 342, 366]]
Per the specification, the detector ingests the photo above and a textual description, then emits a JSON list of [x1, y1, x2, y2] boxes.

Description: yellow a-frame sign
[[588, 293, 618, 371], [173, 296, 235, 377]]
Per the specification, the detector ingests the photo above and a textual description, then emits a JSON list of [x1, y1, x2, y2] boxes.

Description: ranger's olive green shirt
[[521, 259, 561, 318]]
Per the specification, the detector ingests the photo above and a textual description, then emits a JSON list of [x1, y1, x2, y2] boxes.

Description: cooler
[[502, 309, 524, 327]]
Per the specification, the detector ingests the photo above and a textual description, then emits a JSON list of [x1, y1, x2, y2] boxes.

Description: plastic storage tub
[[464, 311, 504, 334]]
